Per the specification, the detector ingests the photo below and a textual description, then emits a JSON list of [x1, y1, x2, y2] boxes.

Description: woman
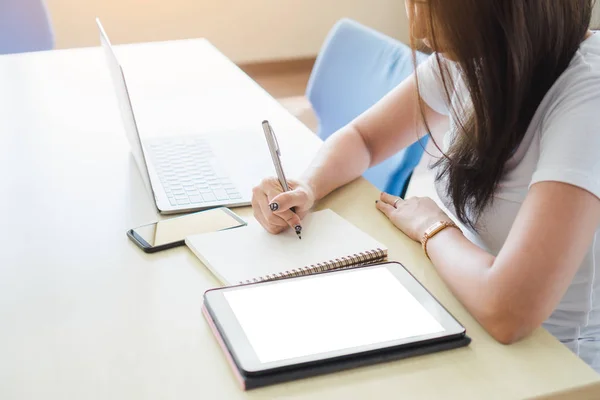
[[252, 1, 600, 371]]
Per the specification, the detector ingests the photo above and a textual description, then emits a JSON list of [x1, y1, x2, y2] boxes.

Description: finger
[[252, 193, 284, 234], [260, 178, 285, 205], [261, 177, 289, 203], [376, 200, 396, 218], [257, 209, 284, 234], [266, 189, 304, 231], [380, 192, 403, 207], [256, 190, 289, 229], [269, 190, 309, 213], [252, 185, 288, 229], [273, 209, 303, 231]]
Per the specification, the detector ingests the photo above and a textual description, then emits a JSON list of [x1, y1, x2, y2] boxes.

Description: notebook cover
[[202, 304, 471, 391], [186, 209, 387, 286]]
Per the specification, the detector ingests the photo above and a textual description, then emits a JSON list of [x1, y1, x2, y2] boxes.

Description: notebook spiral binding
[[240, 248, 388, 285]]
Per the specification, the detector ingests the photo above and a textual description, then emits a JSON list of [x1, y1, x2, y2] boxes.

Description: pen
[[262, 120, 302, 239]]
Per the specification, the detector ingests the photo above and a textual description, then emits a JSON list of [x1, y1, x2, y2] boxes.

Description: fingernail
[[375, 200, 379, 204], [294, 225, 302, 233], [269, 202, 279, 211]]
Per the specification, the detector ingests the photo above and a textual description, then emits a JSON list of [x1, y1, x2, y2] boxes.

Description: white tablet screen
[[223, 266, 445, 364]]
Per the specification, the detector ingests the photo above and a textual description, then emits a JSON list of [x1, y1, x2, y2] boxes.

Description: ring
[[393, 198, 400, 208]]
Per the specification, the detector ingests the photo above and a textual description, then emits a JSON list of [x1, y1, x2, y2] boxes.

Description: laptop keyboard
[[147, 137, 242, 207]]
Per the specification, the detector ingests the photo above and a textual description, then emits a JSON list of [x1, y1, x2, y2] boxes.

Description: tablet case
[[202, 303, 471, 391]]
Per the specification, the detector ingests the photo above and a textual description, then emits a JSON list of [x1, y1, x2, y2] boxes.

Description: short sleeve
[[530, 73, 600, 200], [416, 54, 454, 116]]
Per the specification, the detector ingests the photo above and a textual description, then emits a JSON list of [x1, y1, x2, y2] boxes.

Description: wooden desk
[[1, 39, 599, 400]]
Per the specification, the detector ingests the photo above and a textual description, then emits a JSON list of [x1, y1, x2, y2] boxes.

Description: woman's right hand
[[251, 177, 316, 234]]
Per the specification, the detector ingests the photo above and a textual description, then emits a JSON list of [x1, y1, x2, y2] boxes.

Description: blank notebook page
[[185, 209, 387, 286]]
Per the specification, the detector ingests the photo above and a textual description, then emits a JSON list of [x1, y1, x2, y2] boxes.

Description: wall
[[45, 0, 409, 63], [593, 1, 600, 29]]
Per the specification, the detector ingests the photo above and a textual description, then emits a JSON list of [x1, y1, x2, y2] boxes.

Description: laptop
[[96, 18, 266, 214]]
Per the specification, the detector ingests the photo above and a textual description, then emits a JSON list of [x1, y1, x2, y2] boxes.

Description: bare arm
[[377, 181, 600, 344], [301, 74, 448, 201], [254, 72, 447, 234], [426, 182, 600, 343]]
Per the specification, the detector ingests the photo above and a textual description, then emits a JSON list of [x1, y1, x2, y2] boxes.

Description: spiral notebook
[[185, 209, 388, 286]]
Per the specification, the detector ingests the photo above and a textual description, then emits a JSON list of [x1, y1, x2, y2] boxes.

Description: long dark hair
[[409, 0, 594, 227]]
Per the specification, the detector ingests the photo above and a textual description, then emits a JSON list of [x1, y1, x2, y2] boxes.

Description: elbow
[[487, 323, 528, 345], [478, 300, 537, 345]]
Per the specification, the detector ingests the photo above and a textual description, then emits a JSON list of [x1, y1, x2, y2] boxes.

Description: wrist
[[420, 219, 460, 260], [294, 178, 318, 206], [418, 214, 454, 240], [297, 176, 319, 202]]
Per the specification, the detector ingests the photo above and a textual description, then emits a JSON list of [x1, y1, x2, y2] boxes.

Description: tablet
[[203, 262, 466, 375]]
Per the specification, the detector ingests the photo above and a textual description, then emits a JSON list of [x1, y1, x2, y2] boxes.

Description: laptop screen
[[96, 18, 154, 196]]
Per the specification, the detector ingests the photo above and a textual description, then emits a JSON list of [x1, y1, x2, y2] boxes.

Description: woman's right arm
[[252, 73, 448, 233]]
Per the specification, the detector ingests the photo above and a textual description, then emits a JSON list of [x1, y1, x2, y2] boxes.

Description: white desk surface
[[1, 39, 599, 400]]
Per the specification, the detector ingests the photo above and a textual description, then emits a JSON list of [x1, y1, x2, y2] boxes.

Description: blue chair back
[[306, 19, 428, 196], [0, 0, 54, 54]]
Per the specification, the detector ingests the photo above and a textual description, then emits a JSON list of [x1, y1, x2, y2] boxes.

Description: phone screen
[[132, 208, 245, 248]]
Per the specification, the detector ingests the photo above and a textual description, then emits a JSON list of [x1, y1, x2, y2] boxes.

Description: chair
[[0, 0, 54, 54], [306, 19, 429, 197]]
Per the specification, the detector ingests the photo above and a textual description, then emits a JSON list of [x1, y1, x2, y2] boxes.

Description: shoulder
[[416, 54, 461, 116], [543, 34, 600, 121], [530, 38, 600, 200]]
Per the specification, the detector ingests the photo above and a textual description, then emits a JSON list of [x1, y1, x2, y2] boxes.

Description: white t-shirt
[[417, 33, 600, 371]]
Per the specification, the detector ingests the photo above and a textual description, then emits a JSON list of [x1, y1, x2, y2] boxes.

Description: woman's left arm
[[377, 181, 600, 344]]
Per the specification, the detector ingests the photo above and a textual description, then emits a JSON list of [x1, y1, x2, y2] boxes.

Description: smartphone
[[127, 207, 247, 253]]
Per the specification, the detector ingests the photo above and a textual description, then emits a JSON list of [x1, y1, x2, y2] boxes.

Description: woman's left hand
[[376, 192, 453, 242]]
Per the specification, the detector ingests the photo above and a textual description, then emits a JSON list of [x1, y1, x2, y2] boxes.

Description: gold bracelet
[[421, 220, 459, 260]]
